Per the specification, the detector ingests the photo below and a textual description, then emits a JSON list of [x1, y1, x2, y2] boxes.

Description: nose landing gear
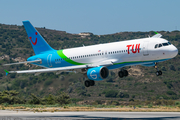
[[155, 63, 162, 76]]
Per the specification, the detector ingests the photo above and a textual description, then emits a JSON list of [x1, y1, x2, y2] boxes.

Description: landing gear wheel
[[118, 71, 124, 78], [84, 80, 90, 87], [123, 70, 128, 77], [154, 63, 162, 76], [156, 71, 160, 76], [89, 80, 95, 86], [158, 71, 162, 75]]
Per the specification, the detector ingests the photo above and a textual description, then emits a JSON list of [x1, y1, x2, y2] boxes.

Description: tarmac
[[0, 110, 180, 120]]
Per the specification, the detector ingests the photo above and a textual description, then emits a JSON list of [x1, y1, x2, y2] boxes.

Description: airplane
[[4, 21, 178, 87]]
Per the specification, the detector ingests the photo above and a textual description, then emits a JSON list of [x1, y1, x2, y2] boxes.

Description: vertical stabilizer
[[23, 21, 54, 54]]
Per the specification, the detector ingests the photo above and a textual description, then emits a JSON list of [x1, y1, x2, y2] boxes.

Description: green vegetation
[[0, 23, 180, 106], [0, 90, 70, 105]]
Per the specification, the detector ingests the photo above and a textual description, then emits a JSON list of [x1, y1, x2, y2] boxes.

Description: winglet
[[4, 69, 9, 76], [154, 31, 158, 34], [151, 32, 162, 38]]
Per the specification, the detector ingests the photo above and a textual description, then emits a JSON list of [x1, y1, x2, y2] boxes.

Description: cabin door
[[47, 54, 53, 67], [143, 41, 149, 56]]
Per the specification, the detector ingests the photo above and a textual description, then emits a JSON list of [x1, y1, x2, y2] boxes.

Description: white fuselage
[[46, 37, 177, 69]]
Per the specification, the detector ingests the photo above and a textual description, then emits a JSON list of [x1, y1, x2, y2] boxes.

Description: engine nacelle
[[87, 66, 109, 81]]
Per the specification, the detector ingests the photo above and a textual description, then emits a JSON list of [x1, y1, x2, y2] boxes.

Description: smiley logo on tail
[[29, 32, 38, 45]]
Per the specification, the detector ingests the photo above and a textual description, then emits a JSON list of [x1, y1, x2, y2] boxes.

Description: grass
[[0, 104, 180, 112]]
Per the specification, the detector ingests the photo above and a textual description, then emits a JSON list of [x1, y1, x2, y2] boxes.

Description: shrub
[[161, 66, 166, 71], [148, 104, 153, 108], [123, 93, 130, 98], [56, 92, 71, 105], [45, 94, 55, 105], [28, 93, 42, 104], [105, 90, 118, 98], [10, 73, 16, 78], [175, 101, 180, 106], [44, 80, 53, 87], [106, 78, 113, 82], [71, 98, 83, 103], [111, 101, 119, 105], [129, 99, 134, 102], [166, 91, 177, 95], [169, 64, 176, 71]]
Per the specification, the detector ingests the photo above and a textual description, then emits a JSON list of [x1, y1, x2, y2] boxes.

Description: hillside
[[0, 23, 180, 104]]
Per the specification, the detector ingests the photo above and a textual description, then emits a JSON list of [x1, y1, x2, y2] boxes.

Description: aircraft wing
[[87, 59, 116, 67], [4, 60, 116, 75], [4, 65, 87, 75]]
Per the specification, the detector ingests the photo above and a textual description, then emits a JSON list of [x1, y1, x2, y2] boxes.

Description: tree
[[56, 92, 71, 105], [28, 93, 42, 104]]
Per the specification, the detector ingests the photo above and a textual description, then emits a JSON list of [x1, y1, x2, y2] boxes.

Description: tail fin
[[23, 21, 54, 54]]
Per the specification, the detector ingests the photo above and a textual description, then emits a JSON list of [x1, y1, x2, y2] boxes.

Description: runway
[[0, 110, 180, 120]]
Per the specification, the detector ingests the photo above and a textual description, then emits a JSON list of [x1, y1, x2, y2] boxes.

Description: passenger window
[[155, 44, 158, 48], [159, 44, 162, 48]]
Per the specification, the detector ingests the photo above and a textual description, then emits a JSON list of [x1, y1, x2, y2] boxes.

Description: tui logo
[[90, 70, 97, 79], [29, 32, 38, 45], [126, 44, 140, 54]]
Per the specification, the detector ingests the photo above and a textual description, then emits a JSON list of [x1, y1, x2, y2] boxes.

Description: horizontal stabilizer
[[7, 65, 87, 74], [3, 59, 41, 66], [4, 69, 9, 76]]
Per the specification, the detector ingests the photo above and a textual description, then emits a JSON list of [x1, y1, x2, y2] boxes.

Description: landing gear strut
[[155, 62, 162, 76], [118, 69, 128, 78], [84, 80, 95, 87]]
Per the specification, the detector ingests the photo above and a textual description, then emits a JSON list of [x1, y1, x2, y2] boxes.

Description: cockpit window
[[162, 43, 169, 46], [155, 42, 171, 49], [168, 42, 171, 45], [159, 44, 162, 48], [155, 44, 158, 48]]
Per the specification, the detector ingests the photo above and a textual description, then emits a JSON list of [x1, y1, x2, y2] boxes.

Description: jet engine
[[87, 66, 109, 81]]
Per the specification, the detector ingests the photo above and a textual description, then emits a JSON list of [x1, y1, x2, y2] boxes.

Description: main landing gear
[[84, 80, 95, 87], [155, 62, 162, 76], [118, 69, 128, 78]]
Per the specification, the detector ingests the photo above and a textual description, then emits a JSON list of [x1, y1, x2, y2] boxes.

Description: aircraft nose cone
[[171, 46, 178, 58]]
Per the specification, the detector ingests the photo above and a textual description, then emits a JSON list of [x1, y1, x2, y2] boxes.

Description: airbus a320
[[4, 21, 178, 87]]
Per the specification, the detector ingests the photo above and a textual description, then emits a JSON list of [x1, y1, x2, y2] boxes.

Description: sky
[[0, 0, 179, 35]]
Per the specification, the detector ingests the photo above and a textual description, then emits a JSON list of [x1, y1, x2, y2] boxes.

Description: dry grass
[[0, 105, 180, 112]]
